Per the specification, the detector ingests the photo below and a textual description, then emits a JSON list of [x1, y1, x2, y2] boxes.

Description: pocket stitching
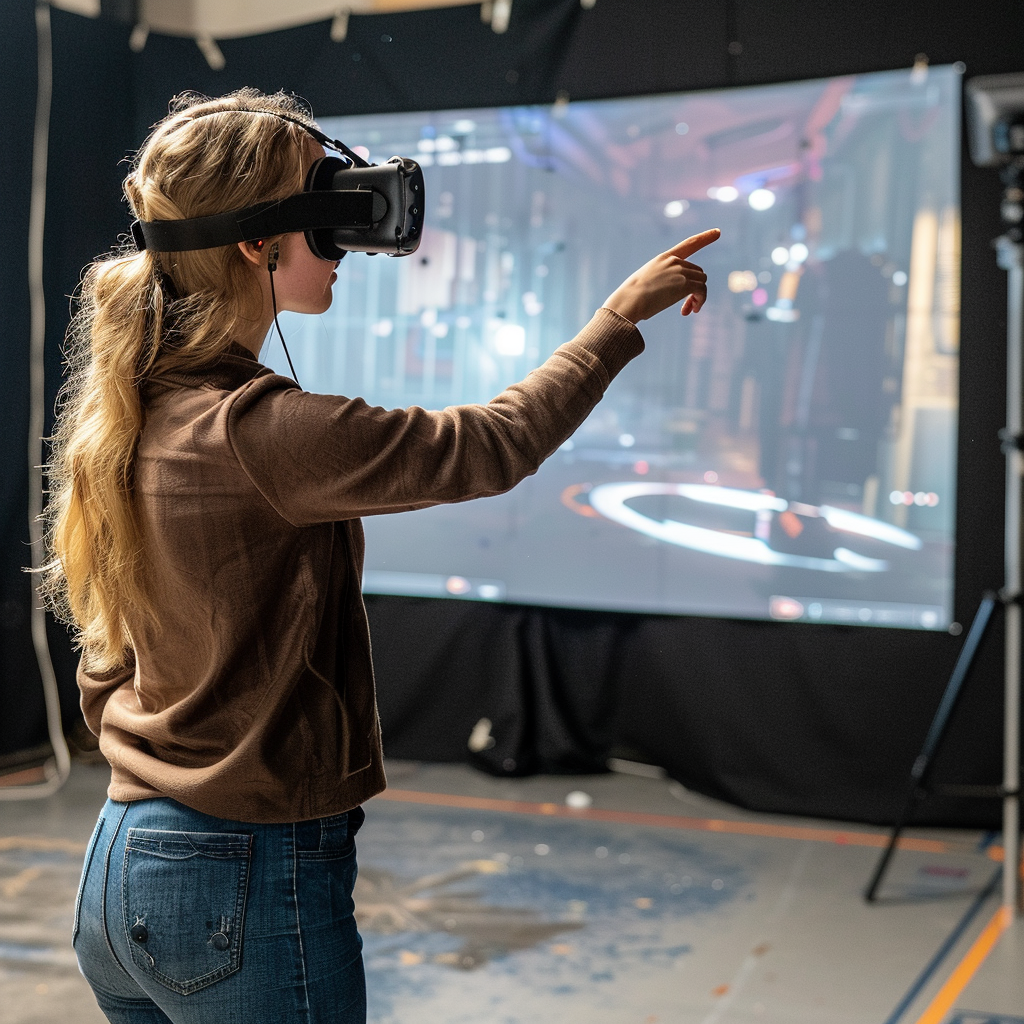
[[295, 840, 356, 863], [121, 829, 252, 996], [126, 829, 251, 858]]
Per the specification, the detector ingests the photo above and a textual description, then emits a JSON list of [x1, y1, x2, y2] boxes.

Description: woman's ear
[[237, 239, 265, 266]]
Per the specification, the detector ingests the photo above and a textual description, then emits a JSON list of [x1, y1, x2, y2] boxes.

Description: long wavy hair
[[41, 89, 314, 671]]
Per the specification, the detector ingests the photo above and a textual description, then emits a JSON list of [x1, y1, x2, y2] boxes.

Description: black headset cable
[[266, 241, 301, 387]]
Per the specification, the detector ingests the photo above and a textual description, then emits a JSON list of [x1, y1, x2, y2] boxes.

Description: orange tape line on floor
[[374, 788, 950, 852], [0, 836, 87, 854], [912, 905, 1013, 1024]]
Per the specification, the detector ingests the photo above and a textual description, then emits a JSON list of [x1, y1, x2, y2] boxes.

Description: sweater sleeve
[[226, 308, 643, 527]]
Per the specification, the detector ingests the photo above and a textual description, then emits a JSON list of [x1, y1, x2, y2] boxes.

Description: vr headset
[[130, 111, 425, 261]]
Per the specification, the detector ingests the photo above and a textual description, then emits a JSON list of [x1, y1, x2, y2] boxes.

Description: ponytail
[[40, 250, 164, 667]]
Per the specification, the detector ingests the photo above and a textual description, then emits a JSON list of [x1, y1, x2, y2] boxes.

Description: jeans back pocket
[[122, 828, 252, 996]]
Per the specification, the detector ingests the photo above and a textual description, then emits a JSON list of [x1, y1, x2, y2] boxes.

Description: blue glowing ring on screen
[[816, 505, 922, 549], [586, 483, 922, 572]]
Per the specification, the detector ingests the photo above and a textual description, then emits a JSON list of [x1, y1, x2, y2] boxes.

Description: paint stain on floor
[[356, 800, 749, 1023]]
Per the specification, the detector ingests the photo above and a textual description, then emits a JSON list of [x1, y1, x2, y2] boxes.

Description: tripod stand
[[865, 160, 1023, 913], [863, 593, 1016, 902]]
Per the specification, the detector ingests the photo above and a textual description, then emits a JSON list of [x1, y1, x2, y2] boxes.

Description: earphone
[[256, 239, 296, 383]]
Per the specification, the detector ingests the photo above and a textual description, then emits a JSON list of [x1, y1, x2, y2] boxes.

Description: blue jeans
[[73, 798, 366, 1024]]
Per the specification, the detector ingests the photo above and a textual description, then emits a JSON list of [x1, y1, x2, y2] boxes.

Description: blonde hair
[[41, 89, 314, 670]]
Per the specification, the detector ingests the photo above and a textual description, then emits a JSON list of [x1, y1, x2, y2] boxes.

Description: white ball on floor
[[565, 790, 592, 809]]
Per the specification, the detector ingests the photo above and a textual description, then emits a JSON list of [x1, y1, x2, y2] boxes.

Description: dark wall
[[1, 2, 135, 756], [0, 0, 44, 756], [4, 0, 1022, 824]]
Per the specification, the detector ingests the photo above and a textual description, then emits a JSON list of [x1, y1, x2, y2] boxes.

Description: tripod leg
[[865, 791, 918, 902], [864, 596, 997, 903]]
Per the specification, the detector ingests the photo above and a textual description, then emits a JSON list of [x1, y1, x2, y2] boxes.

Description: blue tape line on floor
[[949, 1015, 1024, 1024], [880, 867, 1001, 1024], [0, 942, 68, 964]]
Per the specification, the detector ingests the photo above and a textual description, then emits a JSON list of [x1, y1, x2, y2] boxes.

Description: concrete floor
[[1, 759, 1022, 1024]]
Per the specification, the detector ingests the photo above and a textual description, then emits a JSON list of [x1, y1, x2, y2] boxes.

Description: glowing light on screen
[[415, 146, 512, 167], [748, 188, 776, 210], [890, 490, 940, 507], [522, 291, 544, 316], [728, 271, 758, 292], [819, 506, 923, 548], [446, 575, 472, 595], [770, 596, 805, 620], [586, 483, 922, 573], [492, 322, 526, 356]]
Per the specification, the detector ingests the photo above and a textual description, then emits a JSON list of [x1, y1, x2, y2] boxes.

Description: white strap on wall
[[2, 1, 71, 801]]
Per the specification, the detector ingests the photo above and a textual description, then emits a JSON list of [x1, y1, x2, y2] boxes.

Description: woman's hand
[[603, 229, 721, 324]]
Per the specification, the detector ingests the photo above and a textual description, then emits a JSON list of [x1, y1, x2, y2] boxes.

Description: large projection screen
[[267, 67, 960, 629]]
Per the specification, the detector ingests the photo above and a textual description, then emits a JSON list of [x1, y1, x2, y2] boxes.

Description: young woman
[[43, 88, 718, 1024]]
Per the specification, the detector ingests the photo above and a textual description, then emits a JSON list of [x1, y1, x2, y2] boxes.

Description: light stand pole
[[996, 188, 1023, 912], [966, 72, 1024, 914]]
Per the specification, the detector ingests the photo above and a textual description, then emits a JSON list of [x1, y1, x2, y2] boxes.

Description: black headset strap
[[252, 110, 371, 169], [181, 105, 371, 169], [131, 105, 378, 252], [131, 188, 378, 253]]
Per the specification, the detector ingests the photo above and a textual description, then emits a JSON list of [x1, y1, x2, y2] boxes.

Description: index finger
[[669, 228, 721, 259]]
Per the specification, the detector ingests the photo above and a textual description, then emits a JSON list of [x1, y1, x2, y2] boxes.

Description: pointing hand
[[603, 229, 721, 324]]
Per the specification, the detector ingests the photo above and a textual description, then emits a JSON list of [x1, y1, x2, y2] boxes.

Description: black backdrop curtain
[[0, 0, 43, 760], [365, 596, 1006, 826], [2, 0, 1021, 825]]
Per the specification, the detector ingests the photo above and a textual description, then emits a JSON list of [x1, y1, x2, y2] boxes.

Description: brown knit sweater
[[78, 307, 644, 822]]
